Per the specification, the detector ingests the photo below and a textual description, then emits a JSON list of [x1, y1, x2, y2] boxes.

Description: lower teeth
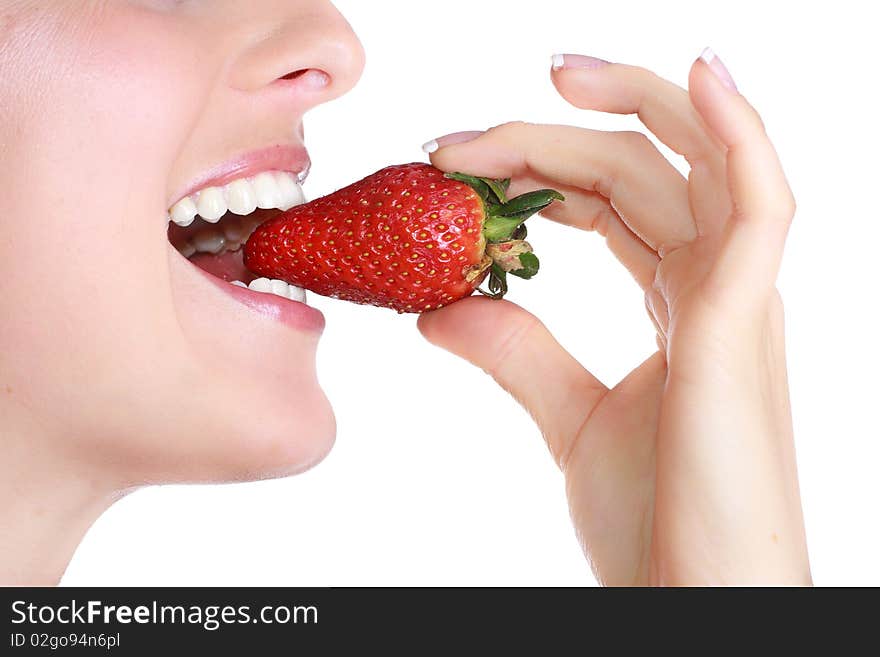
[[171, 213, 305, 303], [232, 278, 306, 303], [172, 213, 264, 258]]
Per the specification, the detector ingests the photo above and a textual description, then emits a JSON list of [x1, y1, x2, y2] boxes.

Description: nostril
[[280, 69, 308, 81], [276, 69, 330, 90]]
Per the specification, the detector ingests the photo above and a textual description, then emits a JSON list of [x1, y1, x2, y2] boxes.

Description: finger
[[688, 49, 796, 302], [508, 173, 660, 290], [550, 55, 723, 165], [550, 55, 731, 233], [428, 123, 695, 255], [417, 297, 608, 469]]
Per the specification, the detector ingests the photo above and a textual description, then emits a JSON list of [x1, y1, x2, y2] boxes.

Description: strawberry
[[243, 163, 563, 313]]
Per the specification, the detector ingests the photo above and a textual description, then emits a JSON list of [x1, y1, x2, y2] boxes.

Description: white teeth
[[252, 172, 281, 209], [270, 279, 289, 297], [230, 280, 248, 288], [181, 214, 265, 256], [242, 214, 264, 234], [192, 229, 226, 255], [197, 187, 227, 223], [226, 179, 258, 216], [170, 197, 198, 227], [222, 220, 245, 243], [275, 171, 305, 211], [168, 170, 305, 226], [248, 277, 273, 293], [244, 277, 307, 303], [287, 285, 307, 303]]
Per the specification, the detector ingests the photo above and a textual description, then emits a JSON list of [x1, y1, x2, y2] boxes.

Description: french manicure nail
[[699, 47, 737, 92], [550, 53, 611, 72], [421, 130, 484, 154]]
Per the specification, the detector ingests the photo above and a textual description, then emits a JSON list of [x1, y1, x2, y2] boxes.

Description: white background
[[64, 0, 880, 586]]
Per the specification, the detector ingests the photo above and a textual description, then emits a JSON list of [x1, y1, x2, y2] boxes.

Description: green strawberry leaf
[[483, 216, 527, 242], [496, 189, 565, 221], [445, 172, 491, 204], [510, 252, 540, 280], [484, 189, 565, 241], [445, 172, 512, 206], [480, 177, 510, 204]]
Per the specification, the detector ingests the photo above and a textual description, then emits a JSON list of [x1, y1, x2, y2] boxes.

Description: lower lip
[[190, 259, 325, 333]]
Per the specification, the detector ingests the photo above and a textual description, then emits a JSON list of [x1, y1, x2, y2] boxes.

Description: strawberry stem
[[478, 264, 509, 299], [445, 172, 564, 299]]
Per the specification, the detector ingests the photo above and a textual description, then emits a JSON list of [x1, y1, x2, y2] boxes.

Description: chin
[[139, 374, 337, 485], [110, 297, 337, 485], [211, 385, 337, 483]]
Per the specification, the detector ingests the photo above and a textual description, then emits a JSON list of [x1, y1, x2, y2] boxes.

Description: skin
[[421, 59, 811, 585], [0, 0, 364, 585], [0, 1, 809, 586]]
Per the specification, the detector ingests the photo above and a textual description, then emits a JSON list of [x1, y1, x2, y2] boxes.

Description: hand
[[418, 51, 811, 585]]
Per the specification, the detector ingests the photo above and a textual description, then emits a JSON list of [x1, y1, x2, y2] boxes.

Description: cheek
[[52, 5, 209, 190], [0, 4, 210, 285], [0, 6, 209, 429]]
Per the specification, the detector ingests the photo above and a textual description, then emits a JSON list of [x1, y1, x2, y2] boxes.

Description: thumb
[[417, 297, 607, 468]]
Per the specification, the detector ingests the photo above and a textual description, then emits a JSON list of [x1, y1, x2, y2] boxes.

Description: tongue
[[189, 249, 255, 284]]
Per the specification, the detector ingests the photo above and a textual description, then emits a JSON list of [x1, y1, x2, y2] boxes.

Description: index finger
[[428, 122, 695, 255]]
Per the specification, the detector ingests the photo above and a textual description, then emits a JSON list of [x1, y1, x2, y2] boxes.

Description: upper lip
[[169, 144, 311, 207]]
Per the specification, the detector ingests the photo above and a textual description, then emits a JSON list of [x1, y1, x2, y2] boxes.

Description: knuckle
[[488, 120, 534, 140], [590, 206, 619, 236], [769, 288, 784, 314], [485, 312, 541, 382], [639, 67, 667, 89], [770, 189, 797, 226], [783, 190, 797, 220], [751, 107, 769, 136], [621, 63, 663, 86], [616, 129, 655, 153]]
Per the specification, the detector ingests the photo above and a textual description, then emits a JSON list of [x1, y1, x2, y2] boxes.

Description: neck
[[0, 418, 124, 585]]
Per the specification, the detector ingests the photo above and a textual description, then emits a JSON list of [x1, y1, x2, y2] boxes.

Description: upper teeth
[[168, 170, 305, 226]]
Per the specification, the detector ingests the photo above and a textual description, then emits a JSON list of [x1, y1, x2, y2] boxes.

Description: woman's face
[[0, 0, 364, 483]]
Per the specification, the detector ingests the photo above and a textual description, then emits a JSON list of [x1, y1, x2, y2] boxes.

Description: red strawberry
[[243, 163, 563, 313]]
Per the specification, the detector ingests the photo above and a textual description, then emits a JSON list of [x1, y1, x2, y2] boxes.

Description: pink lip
[[191, 260, 325, 334], [171, 144, 311, 205]]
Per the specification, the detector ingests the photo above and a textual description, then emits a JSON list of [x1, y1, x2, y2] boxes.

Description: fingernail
[[421, 130, 484, 154], [699, 47, 737, 92], [550, 53, 611, 72]]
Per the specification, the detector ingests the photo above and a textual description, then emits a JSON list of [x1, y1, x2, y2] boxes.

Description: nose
[[228, 0, 365, 105]]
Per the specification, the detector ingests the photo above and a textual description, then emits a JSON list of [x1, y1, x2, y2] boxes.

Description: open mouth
[[166, 170, 308, 303]]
